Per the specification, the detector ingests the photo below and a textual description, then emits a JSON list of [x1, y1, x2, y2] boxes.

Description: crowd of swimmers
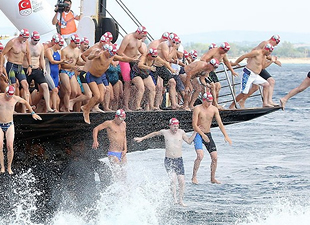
[[0, 26, 288, 125]]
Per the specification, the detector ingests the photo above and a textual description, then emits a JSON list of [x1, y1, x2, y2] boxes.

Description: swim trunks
[[307, 71, 310, 78], [26, 68, 47, 85], [6, 62, 26, 84], [172, 74, 185, 92], [259, 69, 272, 80], [206, 71, 219, 83], [85, 71, 103, 85], [164, 157, 185, 175], [241, 67, 267, 94], [0, 121, 14, 133], [101, 73, 109, 86], [119, 61, 131, 82], [60, 70, 75, 79], [194, 132, 217, 153], [107, 151, 122, 162], [155, 65, 173, 86]]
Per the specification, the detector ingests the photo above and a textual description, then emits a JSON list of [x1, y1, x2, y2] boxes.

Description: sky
[[0, 0, 310, 42]]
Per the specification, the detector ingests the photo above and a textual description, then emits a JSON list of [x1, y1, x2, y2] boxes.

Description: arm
[[16, 96, 42, 120], [25, 42, 32, 75], [92, 121, 109, 149], [223, 55, 238, 77], [137, 55, 151, 70], [182, 130, 197, 144], [232, 50, 258, 66], [113, 54, 136, 63], [134, 130, 162, 142], [122, 122, 127, 156], [39, 45, 45, 71], [45, 48, 63, 64], [156, 56, 176, 73], [52, 11, 59, 25], [214, 109, 232, 145], [88, 49, 101, 60], [117, 36, 130, 56], [192, 107, 210, 143]]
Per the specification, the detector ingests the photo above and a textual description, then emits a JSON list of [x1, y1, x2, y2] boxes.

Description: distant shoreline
[[277, 57, 310, 64]]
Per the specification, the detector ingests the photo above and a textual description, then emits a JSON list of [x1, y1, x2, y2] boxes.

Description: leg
[[267, 77, 276, 105], [20, 80, 30, 113], [168, 78, 180, 109], [6, 125, 15, 175], [154, 77, 163, 109], [40, 83, 54, 112], [144, 76, 156, 110], [82, 82, 102, 124], [0, 130, 4, 173], [59, 73, 71, 112], [238, 85, 259, 108], [261, 82, 272, 107], [168, 172, 178, 204], [177, 175, 186, 206], [280, 77, 310, 110], [210, 151, 220, 184], [131, 77, 145, 110], [192, 149, 204, 184]]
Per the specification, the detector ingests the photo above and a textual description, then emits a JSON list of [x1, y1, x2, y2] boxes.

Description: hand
[[32, 113, 42, 121], [185, 86, 191, 94], [202, 134, 210, 143], [92, 141, 99, 149], [150, 66, 156, 72], [134, 137, 143, 143], [225, 136, 232, 145], [232, 71, 239, 77]]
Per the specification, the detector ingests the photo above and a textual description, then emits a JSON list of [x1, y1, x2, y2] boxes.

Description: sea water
[[1, 64, 310, 225]]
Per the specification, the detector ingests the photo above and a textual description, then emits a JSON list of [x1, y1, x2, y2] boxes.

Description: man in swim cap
[[192, 92, 232, 185], [92, 109, 127, 179], [134, 118, 197, 206], [0, 85, 42, 175], [2, 29, 32, 111]]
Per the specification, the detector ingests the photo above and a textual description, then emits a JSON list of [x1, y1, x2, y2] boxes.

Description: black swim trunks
[[206, 71, 219, 84], [259, 69, 272, 80]]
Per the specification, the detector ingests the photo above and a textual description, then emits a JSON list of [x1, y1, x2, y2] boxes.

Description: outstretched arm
[[134, 131, 162, 142]]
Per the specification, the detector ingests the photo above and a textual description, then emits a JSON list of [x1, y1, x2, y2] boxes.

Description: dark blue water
[[1, 64, 310, 225]]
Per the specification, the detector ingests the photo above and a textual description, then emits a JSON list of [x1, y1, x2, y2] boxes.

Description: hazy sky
[[1, 0, 309, 39]]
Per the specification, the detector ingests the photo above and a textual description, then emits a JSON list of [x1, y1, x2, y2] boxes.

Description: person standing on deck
[[134, 118, 197, 206], [200, 42, 238, 109], [192, 92, 232, 184], [2, 29, 32, 112], [229, 44, 274, 109], [23, 31, 55, 113], [0, 85, 41, 175], [117, 26, 148, 111], [92, 109, 127, 180]]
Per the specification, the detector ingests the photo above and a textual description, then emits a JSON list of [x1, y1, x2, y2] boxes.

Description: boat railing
[[215, 63, 264, 108]]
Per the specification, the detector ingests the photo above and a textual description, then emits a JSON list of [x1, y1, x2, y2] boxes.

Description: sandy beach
[[277, 57, 310, 64]]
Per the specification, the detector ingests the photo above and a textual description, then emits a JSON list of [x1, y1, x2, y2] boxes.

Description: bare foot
[[179, 201, 187, 207], [1, 168, 5, 173], [7, 168, 14, 175], [192, 177, 199, 185], [81, 106, 91, 124], [47, 109, 56, 113], [104, 108, 113, 112], [68, 100, 75, 111], [263, 104, 274, 108], [211, 179, 221, 184], [229, 103, 236, 109], [171, 104, 181, 110], [239, 99, 245, 109], [279, 98, 286, 110], [123, 107, 132, 112]]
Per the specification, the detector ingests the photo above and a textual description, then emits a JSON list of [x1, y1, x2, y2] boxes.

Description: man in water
[[0, 85, 42, 175], [92, 109, 127, 179], [192, 92, 232, 184], [134, 118, 196, 206]]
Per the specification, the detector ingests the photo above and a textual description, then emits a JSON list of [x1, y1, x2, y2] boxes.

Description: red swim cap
[[115, 109, 126, 119], [5, 85, 15, 96], [202, 92, 213, 102], [169, 118, 179, 126]]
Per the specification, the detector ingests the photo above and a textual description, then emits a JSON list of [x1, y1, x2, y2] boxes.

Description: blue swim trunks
[[108, 151, 122, 162], [194, 132, 217, 153], [85, 71, 103, 85]]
